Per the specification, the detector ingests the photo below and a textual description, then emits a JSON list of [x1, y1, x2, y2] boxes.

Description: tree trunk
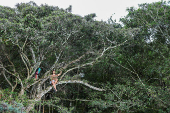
[[20, 88, 25, 96]]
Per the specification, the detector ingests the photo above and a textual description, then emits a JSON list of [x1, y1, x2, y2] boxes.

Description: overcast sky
[[0, 0, 165, 22]]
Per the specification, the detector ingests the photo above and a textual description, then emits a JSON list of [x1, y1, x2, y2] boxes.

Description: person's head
[[52, 69, 55, 75]]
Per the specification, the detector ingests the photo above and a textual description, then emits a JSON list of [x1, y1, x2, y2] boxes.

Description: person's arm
[[57, 70, 62, 77]]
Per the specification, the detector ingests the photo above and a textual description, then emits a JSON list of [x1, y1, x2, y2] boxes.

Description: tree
[[0, 1, 138, 112], [77, 1, 170, 112], [116, 1, 170, 112]]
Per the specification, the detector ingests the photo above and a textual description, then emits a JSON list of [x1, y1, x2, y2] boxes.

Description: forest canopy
[[0, 1, 170, 113]]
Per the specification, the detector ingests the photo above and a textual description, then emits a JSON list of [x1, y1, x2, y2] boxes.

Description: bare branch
[[2, 70, 18, 98], [2, 70, 13, 87], [60, 62, 93, 80], [37, 80, 105, 99], [22, 37, 28, 51], [0, 64, 15, 76], [106, 37, 116, 44], [58, 80, 105, 91], [22, 52, 31, 67], [0, 62, 23, 89], [20, 52, 30, 79], [59, 98, 91, 102], [111, 57, 145, 86], [62, 52, 87, 70], [96, 39, 129, 62], [47, 51, 62, 74]]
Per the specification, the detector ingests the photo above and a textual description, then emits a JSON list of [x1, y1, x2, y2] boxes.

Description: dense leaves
[[0, 1, 170, 113]]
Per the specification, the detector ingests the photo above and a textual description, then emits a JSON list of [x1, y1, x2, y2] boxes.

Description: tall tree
[[0, 1, 138, 112], [118, 1, 170, 112]]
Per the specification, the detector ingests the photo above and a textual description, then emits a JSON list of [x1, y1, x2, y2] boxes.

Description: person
[[50, 69, 62, 91], [35, 68, 41, 79]]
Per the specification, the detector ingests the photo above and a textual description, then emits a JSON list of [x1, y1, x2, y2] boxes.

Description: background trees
[[0, 1, 170, 113]]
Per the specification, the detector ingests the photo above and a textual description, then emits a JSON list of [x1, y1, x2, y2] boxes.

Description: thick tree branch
[[59, 80, 105, 91], [29, 46, 36, 64], [20, 52, 30, 78], [2, 70, 13, 88], [2, 70, 18, 97], [37, 80, 105, 99]]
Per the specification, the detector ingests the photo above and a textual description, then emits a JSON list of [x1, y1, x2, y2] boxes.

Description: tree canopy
[[0, 1, 170, 113]]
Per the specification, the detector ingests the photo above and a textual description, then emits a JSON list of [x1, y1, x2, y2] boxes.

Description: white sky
[[0, 0, 166, 22]]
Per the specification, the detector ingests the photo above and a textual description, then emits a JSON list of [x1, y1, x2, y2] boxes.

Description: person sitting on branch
[[50, 69, 62, 92]]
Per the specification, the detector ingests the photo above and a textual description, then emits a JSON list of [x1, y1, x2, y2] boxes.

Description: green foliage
[[0, 101, 25, 113], [84, 13, 96, 21], [1, 1, 170, 113]]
